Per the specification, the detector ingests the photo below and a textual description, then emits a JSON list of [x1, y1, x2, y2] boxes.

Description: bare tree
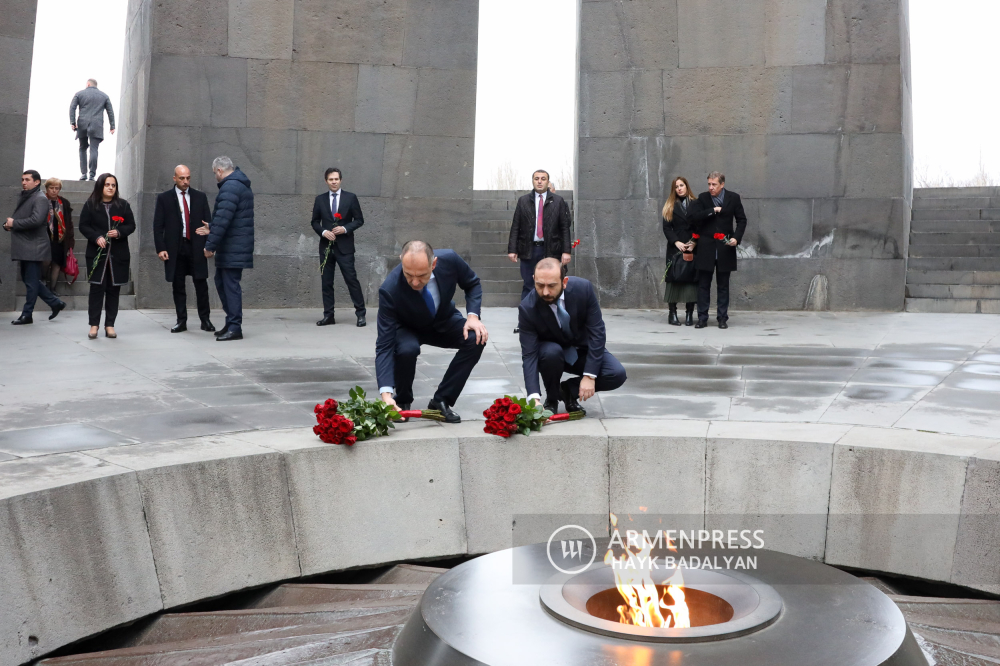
[[485, 160, 523, 190]]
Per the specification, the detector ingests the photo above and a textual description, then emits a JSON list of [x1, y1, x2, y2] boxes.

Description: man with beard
[[517, 258, 626, 415]]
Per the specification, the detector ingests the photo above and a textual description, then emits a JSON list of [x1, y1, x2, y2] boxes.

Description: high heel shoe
[[105, 327, 117, 339], [88, 327, 98, 340]]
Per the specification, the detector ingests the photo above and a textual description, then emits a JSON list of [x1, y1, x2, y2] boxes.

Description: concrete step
[[912, 208, 1000, 221], [471, 241, 509, 255], [471, 209, 516, 222], [481, 279, 523, 295], [904, 298, 1000, 314], [907, 245, 1000, 258], [472, 230, 509, 244], [471, 254, 519, 268], [249, 584, 428, 610], [15, 294, 136, 311], [482, 292, 522, 307], [910, 219, 997, 233], [371, 563, 447, 584], [911, 196, 997, 210], [906, 284, 1000, 299], [904, 270, 1000, 285], [471, 219, 513, 232], [915, 186, 1000, 198], [907, 257, 1000, 271], [893, 596, 1000, 624], [909, 232, 1000, 245], [472, 199, 517, 212], [470, 265, 521, 281]]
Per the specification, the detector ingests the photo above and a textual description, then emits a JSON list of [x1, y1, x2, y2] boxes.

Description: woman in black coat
[[662, 176, 698, 326], [78, 173, 135, 339]]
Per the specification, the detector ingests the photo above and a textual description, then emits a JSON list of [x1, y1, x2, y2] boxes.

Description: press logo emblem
[[547, 525, 597, 575]]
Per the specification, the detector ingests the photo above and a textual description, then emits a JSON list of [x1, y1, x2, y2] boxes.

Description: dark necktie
[[421, 284, 437, 316], [556, 300, 578, 365], [182, 191, 191, 240], [536, 194, 544, 239]]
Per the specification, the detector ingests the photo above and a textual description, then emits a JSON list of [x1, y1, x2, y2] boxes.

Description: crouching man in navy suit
[[376, 241, 489, 423], [518, 258, 627, 415]]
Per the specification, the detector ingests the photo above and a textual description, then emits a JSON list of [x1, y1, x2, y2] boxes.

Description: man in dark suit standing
[[376, 241, 489, 423], [69, 79, 115, 181], [153, 165, 214, 333], [518, 258, 627, 415], [507, 169, 573, 332], [688, 172, 747, 329], [311, 167, 366, 327]]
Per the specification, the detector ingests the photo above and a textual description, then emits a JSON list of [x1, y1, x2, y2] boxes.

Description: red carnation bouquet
[[483, 395, 584, 438], [314, 398, 357, 445], [319, 212, 344, 274]]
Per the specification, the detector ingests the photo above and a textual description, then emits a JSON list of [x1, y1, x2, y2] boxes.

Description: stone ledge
[[1, 421, 998, 665]]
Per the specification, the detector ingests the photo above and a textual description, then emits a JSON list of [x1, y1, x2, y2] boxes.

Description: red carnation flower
[[112, 216, 124, 222], [509, 403, 521, 414], [504, 413, 516, 423], [691, 233, 700, 239], [714, 233, 726, 240], [334, 213, 343, 220], [501, 398, 512, 406]]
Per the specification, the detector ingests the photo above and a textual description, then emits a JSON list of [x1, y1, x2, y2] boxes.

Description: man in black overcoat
[[311, 167, 367, 327], [153, 165, 214, 333], [688, 172, 748, 329]]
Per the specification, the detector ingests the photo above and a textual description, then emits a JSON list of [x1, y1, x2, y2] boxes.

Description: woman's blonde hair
[[44, 177, 62, 190], [662, 176, 695, 221]]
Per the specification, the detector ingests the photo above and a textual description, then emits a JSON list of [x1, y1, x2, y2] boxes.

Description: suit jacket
[[687, 190, 748, 272], [69, 87, 115, 140], [311, 189, 363, 255], [507, 191, 573, 260], [518, 277, 607, 397], [153, 187, 212, 281], [375, 250, 483, 390]]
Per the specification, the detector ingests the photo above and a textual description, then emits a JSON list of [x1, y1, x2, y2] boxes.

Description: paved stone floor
[[1, 307, 999, 458]]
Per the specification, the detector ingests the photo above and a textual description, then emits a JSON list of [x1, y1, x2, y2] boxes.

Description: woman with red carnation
[[79, 173, 135, 339]]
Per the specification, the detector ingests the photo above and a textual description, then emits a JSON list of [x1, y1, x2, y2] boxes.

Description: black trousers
[[79, 134, 101, 178], [393, 317, 485, 407], [172, 244, 210, 323], [20, 260, 61, 316], [321, 247, 366, 317], [537, 342, 627, 401], [519, 243, 547, 300], [89, 268, 121, 327], [697, 266, 731, 323]]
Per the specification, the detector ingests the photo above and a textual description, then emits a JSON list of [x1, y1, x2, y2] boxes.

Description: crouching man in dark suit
[[153, 165, 214, 333], [518, 258, 627, 415], [376, 241, 489, 423]]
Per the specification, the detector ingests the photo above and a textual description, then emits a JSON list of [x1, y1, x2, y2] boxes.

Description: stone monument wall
[[118, 0, 478, 309], [576, 0, 913, 310]]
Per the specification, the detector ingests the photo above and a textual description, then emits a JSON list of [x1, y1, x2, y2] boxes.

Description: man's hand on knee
[[579, 376, 596, 401], [464, 314, 489, 345], [381, 392, 398, 409]]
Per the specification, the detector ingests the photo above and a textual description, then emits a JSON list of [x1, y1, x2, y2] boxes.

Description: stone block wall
[[577, 0, 913, 310], [119, 0, 478, 309], [0, 0, 38, 311]]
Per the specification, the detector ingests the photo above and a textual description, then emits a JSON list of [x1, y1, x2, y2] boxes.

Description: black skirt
[[50, 238, 66, 268]]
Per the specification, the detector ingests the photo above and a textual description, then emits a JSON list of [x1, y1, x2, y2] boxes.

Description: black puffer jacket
[[206, 168, 254, 269]]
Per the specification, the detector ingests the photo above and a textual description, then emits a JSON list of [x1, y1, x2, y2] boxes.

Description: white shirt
[[175, 186, 191, 237], [533, 191, 547, 241], [525, 291, 596, 404]]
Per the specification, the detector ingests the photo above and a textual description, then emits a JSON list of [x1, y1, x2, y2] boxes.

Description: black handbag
[[665, 250, 697, 283]]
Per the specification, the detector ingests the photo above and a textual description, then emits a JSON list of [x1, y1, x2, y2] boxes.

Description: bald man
[[153, 165, 215, 332]]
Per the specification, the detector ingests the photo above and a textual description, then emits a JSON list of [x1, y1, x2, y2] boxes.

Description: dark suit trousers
[[20, 260, 61, 316], [79, 135, 101, 178], [697, 266, 731, 322], [173, 241, 210, 323], [393, 317, 485, 407], [537, 342, 627, 401], [321, 246, 366, 317], [519, 243, 546, 300], [214, 267, 243, 333]]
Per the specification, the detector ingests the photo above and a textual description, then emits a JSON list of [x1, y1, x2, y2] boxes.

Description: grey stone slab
[[744, 380, 843, 398], [293, 0, 406, 65], [198, 127, 299, 194], [148, 55, 248, 128], [739, 367, 857, 383], [825, 0, 901, 64], [229, 0, 294, 60], [0, 453, 161, 664], [177, 384, 284, 407], [0, 36, 32, 116], [613, 352, 720, 365], [789, 65, 848, 133], [766, 134, 841, 198], [812, 197, 907, 260], [849, 368, 948, 387], [247, 60, 357, 132], [385, 136, 474, 199], [401, 0, 478, 69], [0, 113, 28, 188], [354, 65, 418, 134], [845, 133, 905, 198], [580, 70, 663, 139], [0, 424, 136, 458], [652, 134, 768, 199], [413, 67, 477, 139], [579, 2, 628, 72], [840, 384, 927, 402], [599, 393, 732, 420], [757, 199, 814, 255], [263, 381, 377, 403], [765, 0, 827, 65], [663, 67, 789, 137], [728, 396, 836, 422], [0, 0, 36, 40], [819, 398, 917, 427], [151, 0, 228, 56], [623, 364, 742, 380], [99, 408, 248, 443], [845, 64, 902, 133], [224, 402, 317, 429], [677, 0, 765, 68], [719, 353, 861, 368], [574, 198, 666, 258], [91, 438, 300, 607], [296, 131, 385, 197], [952, 449, 1000, 593]]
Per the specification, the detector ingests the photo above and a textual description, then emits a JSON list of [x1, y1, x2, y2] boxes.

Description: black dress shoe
[[668, 308, 680, 326], [543, 399, 560, 414], [201, 320, 216, 332], [428, 398, 461, 424], [171, 322, 187, 333], [356, 315, 366, 327], [317, 315, 335, 326], [11, 314, 32, 325], [397, 402, 411, 422], [49, 301, 66, 320], [216, 330, 243, 341], [694, 320, 708, 329], [215, 323, 231, 337], [560, 380, 586, 416], [718, 320, 729, 329], [513, 327, 519, 334]]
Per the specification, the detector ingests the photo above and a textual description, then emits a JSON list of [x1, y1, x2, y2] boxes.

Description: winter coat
[[8, 187, 51, 262], [507, 191, 573, 260], [206, 168, 254, 269], [69, 86, 115, 140], [688, 190, 748, 273], [662, 197, 697, 259], [79, 198, 136, 285]]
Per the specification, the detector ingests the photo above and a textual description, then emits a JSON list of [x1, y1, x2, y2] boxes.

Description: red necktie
[[536, 194, 544, 239], [182, 192, 191, 240]]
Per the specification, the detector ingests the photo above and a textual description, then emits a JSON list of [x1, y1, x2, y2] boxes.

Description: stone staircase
[[14, 180, 135, 312], [905, 187, 1000, 313], [471, 190, 524, 307], [38, 563, 446, 666]]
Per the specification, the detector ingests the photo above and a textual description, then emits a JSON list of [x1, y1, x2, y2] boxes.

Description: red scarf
[[47, 200, 66, 241]]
